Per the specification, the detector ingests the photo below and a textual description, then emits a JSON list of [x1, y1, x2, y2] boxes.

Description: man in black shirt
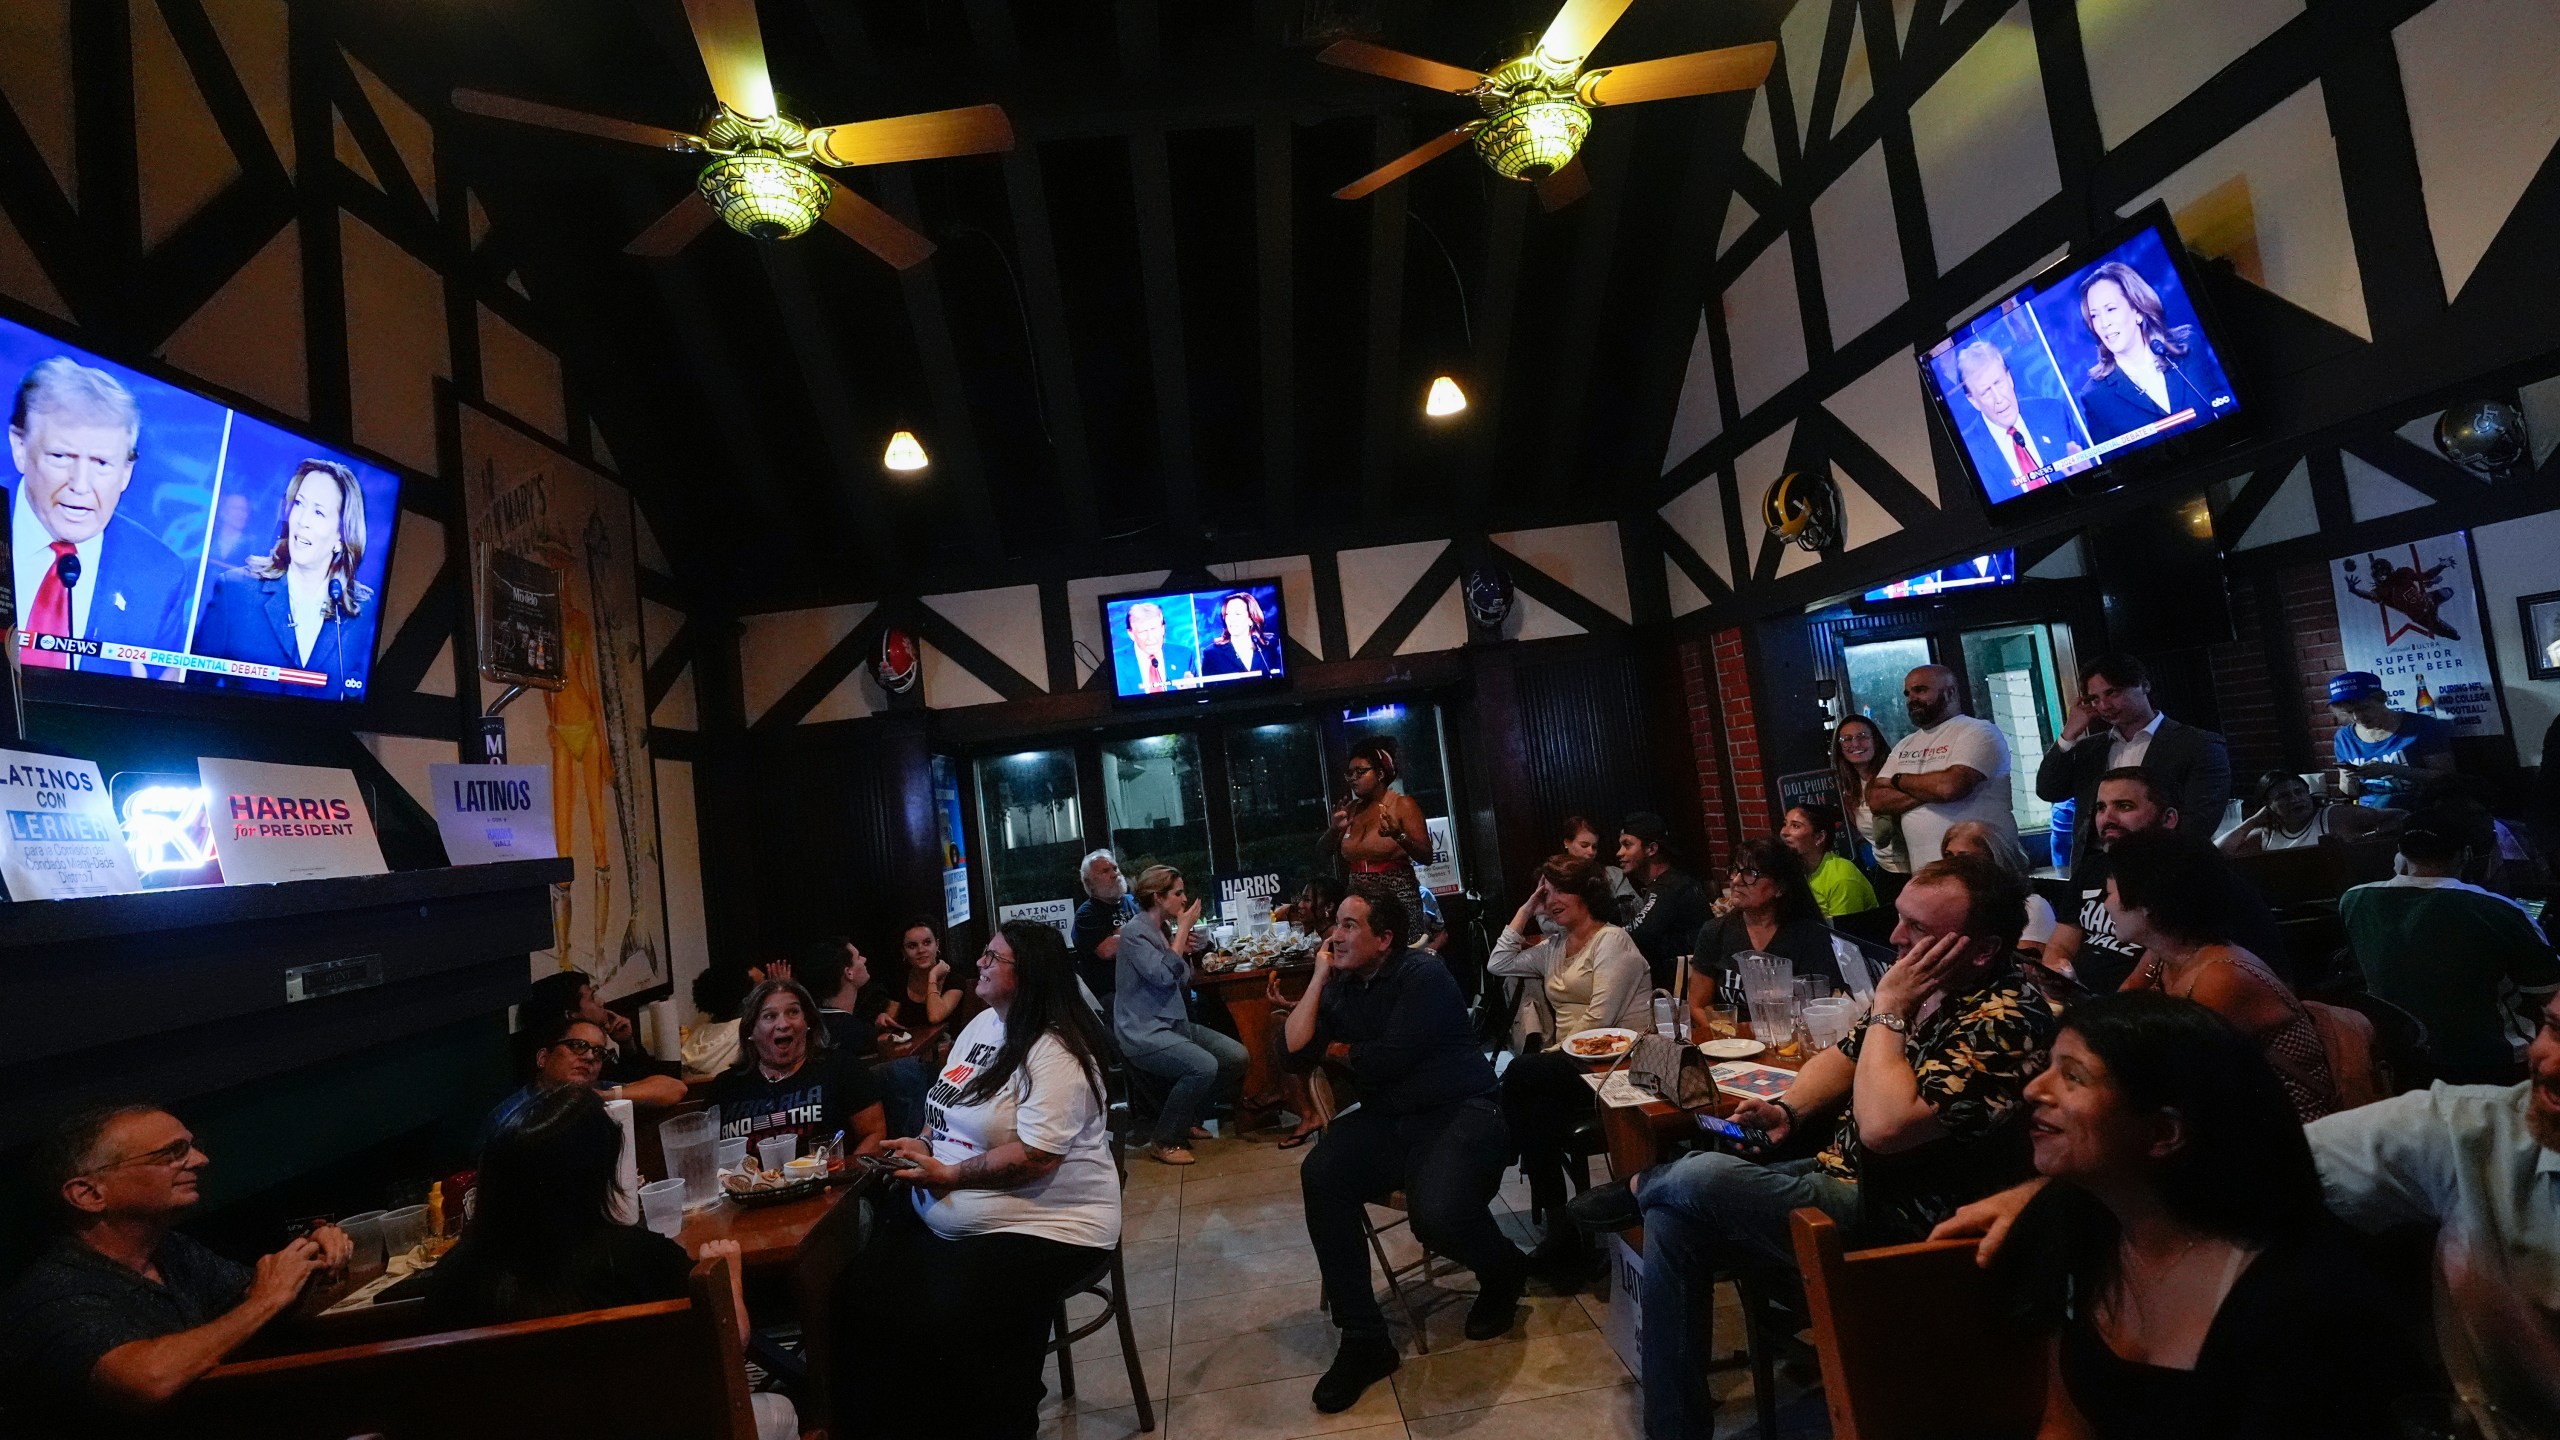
[[1071, 849, 1139, 1005], [1618, 811, 1709, 989], [1285, 892, 1528, 1414], [2048, 768, 2288, 991], [0, 1105, 352, 1430]]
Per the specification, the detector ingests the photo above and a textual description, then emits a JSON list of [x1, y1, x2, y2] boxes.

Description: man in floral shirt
[[1567, 852, 2061, 1440]]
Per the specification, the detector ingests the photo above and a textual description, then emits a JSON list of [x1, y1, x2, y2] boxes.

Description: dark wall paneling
[[1502, 647, 1662, 894], [716, 715, 943, 965]]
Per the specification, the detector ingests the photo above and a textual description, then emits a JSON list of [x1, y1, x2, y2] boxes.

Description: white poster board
[[0, 751, 142, 899], [2331, 536, 2505, 736], [428, 763, 558, 865], [1414, 815, 1461, 895], [997, 898, 1078, 946], [197, 757, 387, 885]]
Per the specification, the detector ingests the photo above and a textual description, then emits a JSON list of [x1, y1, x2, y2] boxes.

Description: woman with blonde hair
[[1113, 865, 1245, 1164]]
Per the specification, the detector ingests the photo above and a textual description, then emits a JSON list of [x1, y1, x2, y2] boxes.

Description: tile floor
[[1037, 1134, 1828, 1440]]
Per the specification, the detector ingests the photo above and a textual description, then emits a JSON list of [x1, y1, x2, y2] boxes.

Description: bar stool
[[1047, 1132, 1156, 1431], [1305, 1067, 1466, 1352]]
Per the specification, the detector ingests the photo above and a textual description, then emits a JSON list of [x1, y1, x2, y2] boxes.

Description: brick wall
[[1679, 628, 1771, 872], [2204, 562, 2344, 785], [1680, 637, 1730, 870], [1714, 629, 1770, 844]]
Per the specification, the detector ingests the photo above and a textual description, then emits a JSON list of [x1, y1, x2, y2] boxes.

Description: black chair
[[1047, 1132, 1157, 1430]]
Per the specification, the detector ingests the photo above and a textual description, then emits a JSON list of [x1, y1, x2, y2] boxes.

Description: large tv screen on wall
[[2, 308, 403, 701], [1100, 581, 1289, 701], [1918, 204, 2242, 522]]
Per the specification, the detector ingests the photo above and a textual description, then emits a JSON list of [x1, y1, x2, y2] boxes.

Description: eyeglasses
[[978, 949, 1016, 969], [92, 1136, 200, 1174], [1344, 764, 1377, 778], [1728, 868, 1766, 884], [549, 1038, 609, 1060]]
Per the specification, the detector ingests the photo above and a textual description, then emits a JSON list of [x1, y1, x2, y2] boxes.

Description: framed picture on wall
[[2520, 590, 2560, 680]]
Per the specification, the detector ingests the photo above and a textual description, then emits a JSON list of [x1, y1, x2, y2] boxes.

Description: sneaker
[[1464, 1266, 1526, 1341], [1147, 1143, 1197, 1166], [1311, 1335, 1400, 1413], [1566, 1179, 1642, 1235]]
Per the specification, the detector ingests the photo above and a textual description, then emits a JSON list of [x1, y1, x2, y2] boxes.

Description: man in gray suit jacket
[[2035, 653, 2233, 870]]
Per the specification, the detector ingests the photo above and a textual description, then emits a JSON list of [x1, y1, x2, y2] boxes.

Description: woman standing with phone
[[1323, 736, 1432, 928]]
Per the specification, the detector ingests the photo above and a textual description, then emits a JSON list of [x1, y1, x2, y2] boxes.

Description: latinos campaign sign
[[428, 763, 558, 866], [0, 750, 141, 900], [195, 757, 387, 885], [2331, 535, 2505, 737]]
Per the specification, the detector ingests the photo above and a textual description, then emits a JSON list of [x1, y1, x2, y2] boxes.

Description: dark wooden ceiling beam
[[1357, 111, 1411, 523], [966, 0, 1101, 549], [796, 1, 1000, 551], [1255, 115, 1297, 529], [755, 243, 900, 577], [1120, 1, 1199, 541]]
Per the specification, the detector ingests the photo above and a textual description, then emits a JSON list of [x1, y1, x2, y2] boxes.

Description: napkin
[[604, 1098, 639, 1224], [642, 998, 683, 1062]]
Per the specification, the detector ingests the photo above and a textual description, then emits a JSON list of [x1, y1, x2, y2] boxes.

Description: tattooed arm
[[882, 1136, 1061, 1195]]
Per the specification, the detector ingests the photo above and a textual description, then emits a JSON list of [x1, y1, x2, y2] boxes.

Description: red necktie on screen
[[22, 541, 75, 669], [2008, 427, 2037, 479], [1146, 656, 1163, 690]]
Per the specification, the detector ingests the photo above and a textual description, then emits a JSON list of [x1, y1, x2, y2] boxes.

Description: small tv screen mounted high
[[1101, 581, 1288, 701], [2, 306, 404, 702], [1918, 204, 2242, 523]]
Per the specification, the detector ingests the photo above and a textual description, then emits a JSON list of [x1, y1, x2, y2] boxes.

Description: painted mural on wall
[[2331, 534, 2504, 738], [460, 401, 667, 997]]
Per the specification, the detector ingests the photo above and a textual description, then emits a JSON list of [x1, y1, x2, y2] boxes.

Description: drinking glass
[[757, 1134, 799, 1174], [659, 1110, 721, 1208], [639, 1178, 687, 1239], [716, 1137, 750, 1175], [1701, 1005, 1738, 1040], [338, 1211, 387, 1284], [378, 1205, 427, 1262]]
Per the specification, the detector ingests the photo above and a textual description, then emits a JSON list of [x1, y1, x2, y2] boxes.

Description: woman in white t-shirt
[[844, 921, 1120, 1440]]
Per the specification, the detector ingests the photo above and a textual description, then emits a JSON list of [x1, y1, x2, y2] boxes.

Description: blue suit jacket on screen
[[3, 484, 191, 670], [1958, 397, 2085, 500], [190, 565, 360, 695]]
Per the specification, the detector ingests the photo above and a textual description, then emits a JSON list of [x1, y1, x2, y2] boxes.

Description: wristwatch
[[1869, 1012, 1911, 1036]]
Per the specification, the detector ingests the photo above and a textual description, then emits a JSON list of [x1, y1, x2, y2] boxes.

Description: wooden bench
[[1789, 1209, 2046, 1440], [165, 1256, 761, 1440]]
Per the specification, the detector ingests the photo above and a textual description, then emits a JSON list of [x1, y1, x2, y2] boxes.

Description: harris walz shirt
[[708, 1049, 880, 1156]]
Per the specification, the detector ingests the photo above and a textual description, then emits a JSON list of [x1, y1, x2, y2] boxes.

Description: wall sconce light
[[1424, 375, 1468, 419], [882, 429, 930, 472]]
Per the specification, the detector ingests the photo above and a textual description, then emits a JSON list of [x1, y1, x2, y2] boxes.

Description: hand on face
[[1875, 928, 1971, 1016]]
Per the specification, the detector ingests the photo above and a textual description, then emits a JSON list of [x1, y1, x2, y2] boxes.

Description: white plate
[[1561, 1027, 1640, 1060], [1699, 1038, 1766, 1059]]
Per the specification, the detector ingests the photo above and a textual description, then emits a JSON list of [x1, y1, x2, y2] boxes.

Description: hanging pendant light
[[1424, 374, 1468, 418], [882, 429, 930, 472]]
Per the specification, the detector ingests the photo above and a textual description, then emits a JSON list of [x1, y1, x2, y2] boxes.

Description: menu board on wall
[[0, 751, 142, 900], [2331, 535, 2505, 737]]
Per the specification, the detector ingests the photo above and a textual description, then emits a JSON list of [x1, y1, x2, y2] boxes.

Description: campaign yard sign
[[429, 763, 558, 865], [997, 898, 1077, 946], [0, 750, 142, 900], [196, 757, 387, 885]]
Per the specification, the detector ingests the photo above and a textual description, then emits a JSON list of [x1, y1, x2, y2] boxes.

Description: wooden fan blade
[[450, 89, 699, 150], [1333, 124, 1478, 200], [807, 105, 1015, 168], [1315, 39, 1486, 94], [1536, 0, 1636, 67], [1579, 43, 1778, 107], [625, 192, 717, 257], [1535, 157, 1591, 212], [679, 0, 777, 119], [822, 184, 935, 269]]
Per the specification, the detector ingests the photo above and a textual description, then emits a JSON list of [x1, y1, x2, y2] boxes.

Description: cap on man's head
[[2326, 672, 2385, 705], [1620, 811, 1669, 845]]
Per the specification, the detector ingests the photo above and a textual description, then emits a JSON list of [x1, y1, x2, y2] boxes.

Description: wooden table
[[1194, 962, 1314, 1133], [1592, 1027, 1808, 1190], [673, 1184, 854, 1276]]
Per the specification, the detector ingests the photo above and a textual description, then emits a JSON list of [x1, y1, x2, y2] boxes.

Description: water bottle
[[1651, 991, 1677, 1038]]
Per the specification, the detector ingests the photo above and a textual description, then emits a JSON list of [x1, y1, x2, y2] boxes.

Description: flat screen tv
[[1862, 550, 2017, 603], [1100, 581, 1288, 701], [1918, 204, 2242, 522], [1, 307, 402, 701]]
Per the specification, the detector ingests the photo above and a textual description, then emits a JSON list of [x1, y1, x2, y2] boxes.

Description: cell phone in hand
[[875, 1153, 923, 1172], [1698, 1114, 1769, 1151]]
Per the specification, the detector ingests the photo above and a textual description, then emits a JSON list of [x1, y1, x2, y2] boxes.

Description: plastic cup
[[378, 1205, 427, 1262], [757, 1134, 798, 1174], [639, 1178, 687, 1239], [716, 1137, 750, 1174], [338, 1211, 387, 1283]]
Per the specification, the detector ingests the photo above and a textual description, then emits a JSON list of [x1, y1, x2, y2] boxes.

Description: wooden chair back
[[167, 1256, 760, 1440], [789, 1180, 878, 1435], [1789, 1208, 2045, 1440]]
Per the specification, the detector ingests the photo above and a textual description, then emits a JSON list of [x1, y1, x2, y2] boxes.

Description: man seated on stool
[[1566, 854, 2061, 1440], [1285, 892, 1530, 1414], [0, 1105, 353, 1430], [517, 969, 687, 1110]]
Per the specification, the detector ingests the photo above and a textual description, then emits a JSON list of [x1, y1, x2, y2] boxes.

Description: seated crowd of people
[[5, 666, 2555, 1440]]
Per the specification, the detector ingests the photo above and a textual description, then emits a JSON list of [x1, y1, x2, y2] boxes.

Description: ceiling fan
[[450, 0, 1013, 267], [1318, 0, 1775, 210]]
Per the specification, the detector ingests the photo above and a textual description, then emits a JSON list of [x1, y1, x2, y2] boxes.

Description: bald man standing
[[1866, 666, 2017, 869]]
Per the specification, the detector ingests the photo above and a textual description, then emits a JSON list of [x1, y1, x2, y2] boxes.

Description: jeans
[[873, 1055, 930, 1138], [836, 1199, 1112, 1440], [1123, 1021, 1247, 1147], [1634, 1152, 1862, 1440], [1300, 1095, 1525, 1340]]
